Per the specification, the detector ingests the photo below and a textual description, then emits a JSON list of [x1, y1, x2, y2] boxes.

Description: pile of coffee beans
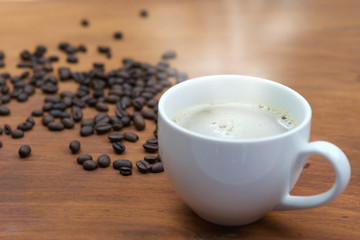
[[0, 12, 188, 177]]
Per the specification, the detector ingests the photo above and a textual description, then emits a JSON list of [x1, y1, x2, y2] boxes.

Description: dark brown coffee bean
[[108, 133, 124, 142], [146, 138, 158, 144], [112, 121, 123, 131], [143, 143, 158, 153], [32, 109, 43, 117], [0, 106, 10, 115], [26, 116, 35, 126], [4, 124, 11, 135], [17, 122, 33, 131], [133, 115, 145, 131], [71, 106, 83, 122], [136, 160, 151, 173], [95, 102, 109, 112], [124, 132, 139, 142], [58, 67, 72, 81], [77, 154, 92, 164], [12, 129, 24, 139], [98, 46, 110, 53], [120, 96, 132, 109], [81, 19, 89, 27], [19, 145, 31, 158], [42, 115, 54, 126], [17, 93, 28, 102], [67, 55, 78, 63], [162, 50, 176, 60], [94, 122, 112, 134], [1, 95, 10, 103], [94, 112, 109, 123], [147, 99, 157, 108], [113, 31, 123, 39], [121, 116, 131, 127], [81, 118, 94, 127], [0, 140, 2, 148], [61, 118, 75, 129], [112, 141, 125, 154], [42, 83, 58, 94], [140, 9, 148, 17], [144, 155, 158, 164], [142, 109, 156, 120], [48, 122, 64, 131], [151, 162, 164, 173], [120, 167, 132, 176], [42, 102, 53, 112], [49, 110, 63, 118], [97, 154, 111, 168], [113, 159, 132, 169], [0, 127, 2, 135], [69, 140, 81, 154], [132, 97, 146, 111], [80, 126, 94, 137], [52, 103, 66, 111], [83, 160, 98, 171]]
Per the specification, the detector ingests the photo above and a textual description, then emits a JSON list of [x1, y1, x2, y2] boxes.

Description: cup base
[[194, 210, 263, 227]]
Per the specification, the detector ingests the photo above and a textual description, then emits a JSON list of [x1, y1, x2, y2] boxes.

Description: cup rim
[[158, 75, 312, 143]]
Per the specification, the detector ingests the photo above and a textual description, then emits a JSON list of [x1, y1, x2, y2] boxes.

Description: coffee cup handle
[[274, 141, 351, 210]]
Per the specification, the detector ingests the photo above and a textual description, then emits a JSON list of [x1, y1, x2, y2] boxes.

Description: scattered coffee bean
[[67, 55, 78, 63], [42, 115, 54, 126], [62, 118, 75, 129], [97, 154, 111, 168], [124, 132, 139, 142], [17, 122, 33, 131], [143, 143, 158, 153], [140, 9, 148, 17], [4, 124, 11, 135], [113, 31, 123, 39], [112, 141, 125, 154], [0, 106, 10, 115], [136, 160, 151, 173], [113, 159, 132, 169], [146, 138, 158, 145], [31, 109, 44, 117], [0, 140, 2, 148], [12, 129, 24, 138], [108, 133, 124, 142], [144, 155, 158, 164], [80, 126, 94, 137], [48, 121, 64, 131], [142, 109, 156, 120], [151, 162, 164, 173], [83, 160, 98, 171], [95, 102, 108, 112], [71, 106, 83, 122], [18, 145, 31, 158], [69, 140, 81, 154], [77, 154, 92, 164], [26, 116, 35, 126], [0, 127, 2, 135], [94, 122, 112, 134], [133, 115, 145, 131], [162, 50, 176, 60], [120, 167, 132, 176], [81, 118, 94, 127], [81, 18, 89, 27]]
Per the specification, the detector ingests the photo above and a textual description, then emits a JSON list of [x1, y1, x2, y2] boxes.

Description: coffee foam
[[173, 101, 297, 140]]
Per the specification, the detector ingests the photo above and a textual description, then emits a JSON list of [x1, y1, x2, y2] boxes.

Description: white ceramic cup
[[158, 75, 351, 226]]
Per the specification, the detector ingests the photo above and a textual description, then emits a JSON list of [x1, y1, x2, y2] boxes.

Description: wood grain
[[0, 0, 359, 239]]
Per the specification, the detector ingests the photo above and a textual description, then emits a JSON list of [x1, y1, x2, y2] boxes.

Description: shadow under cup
[[158, 75, 312, 226]]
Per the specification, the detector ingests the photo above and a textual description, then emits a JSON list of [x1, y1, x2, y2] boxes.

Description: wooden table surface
[[0, 0, 359, 239]]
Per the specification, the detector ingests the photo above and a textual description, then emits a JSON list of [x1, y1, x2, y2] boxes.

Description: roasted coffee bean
[[17, 92, 28, 102], [42, 83, 58, 94], [67, 55, 78, 63], [83, 160, 98, 171], [42, 102, 53, 112], [1, 95, 10, 103], [49, 109, 64, 118], [144, 155, 158, 164], [4, 124, 11, 135], [94, 112, 109, 123], [78, 44, 87, 52], [42, 115, 54, 126], [12, 129, 24, 138], [26, 116, 35, 126], [108, 133, 124, 142], [121, 116, 131, 127], [62, 118, 75, 129], [120, 96, 132, 109], [140, 9, 148, 17], [151, 162, 164, 173], [0, 106, 10, 115], [17, 122, 33, 131], [77, 154, 92, 164], [71, 106, 83, 122], [132, 97, 146, 111], [69, 140, 81, 154], [124, 132, 139, 142], [48, 121, 64, 131], [58, 67, 72, 81], [147, 99, 157, 108], [52, 103, 66, 111], [94, 122, 112, 134], [80, 126, 94, 137], [98, 46, 110, 53], [162, 50, 176, 60], [81, 18, 89, 27], [32, 109, 43, 117], [120, 167, 132, 176], [112, 141, 125, 154], [0, 126, 2, 135], [112, 121, 123, 130], [142, 109, 156, 120], [19, 145, 31, 158], [133, 115, 145, 131], [143, 143, 158, 153], [95, 102, 109, 112], [0, 140, 2, 148], [113, 31, 123, 39], [81, 118, 94, 127], [61, 111, 71, 118], [136, 160, 151, 173], [97, 154, 111, 168], [146, 138, 158, 145], [113, 159, 132, 169]]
